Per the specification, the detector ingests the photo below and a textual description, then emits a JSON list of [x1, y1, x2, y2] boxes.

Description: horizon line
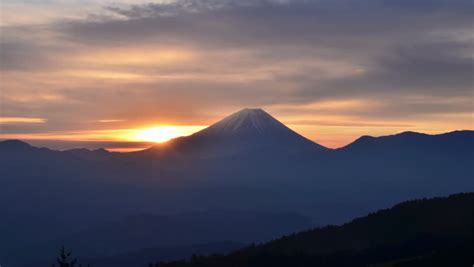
[[1, 129, 472, 153]]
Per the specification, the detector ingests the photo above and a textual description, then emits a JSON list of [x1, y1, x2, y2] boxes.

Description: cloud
[[98, 119, 126, 123], [0, 0, 472, 147], [0, 117, 46, 124]]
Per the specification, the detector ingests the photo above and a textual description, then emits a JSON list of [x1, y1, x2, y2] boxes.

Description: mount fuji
[[137, 108, 326, 159]]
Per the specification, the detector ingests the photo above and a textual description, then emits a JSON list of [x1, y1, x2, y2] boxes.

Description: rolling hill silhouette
[[155, 193, 474, 267], [340, 130, 474, 156]]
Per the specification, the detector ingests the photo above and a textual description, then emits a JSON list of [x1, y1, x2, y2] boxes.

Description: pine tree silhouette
[[51, 246, 86, 267]]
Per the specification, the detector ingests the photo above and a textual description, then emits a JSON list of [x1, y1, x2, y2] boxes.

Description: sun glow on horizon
[[130, 126, 205, 143]]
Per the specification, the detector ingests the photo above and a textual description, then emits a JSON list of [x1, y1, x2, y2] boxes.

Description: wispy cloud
[[0, 0, 472, 148], [0, 117, 47, 124], [98, 119, 125, 123]]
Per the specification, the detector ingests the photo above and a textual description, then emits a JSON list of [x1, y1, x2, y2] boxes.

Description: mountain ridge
[[1, 106, 472, 154], [0, 139, 33, 150], [2, 129, 472, 154], [339, 130, 474, 153]]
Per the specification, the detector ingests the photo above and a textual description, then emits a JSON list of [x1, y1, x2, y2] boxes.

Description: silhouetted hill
[[0, 139, 33, 151], [340, 130, 474, 156], [156, 193, 474, 267]]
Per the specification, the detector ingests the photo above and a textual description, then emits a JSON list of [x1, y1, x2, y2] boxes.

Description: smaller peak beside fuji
[[0, 139, 33, 150]]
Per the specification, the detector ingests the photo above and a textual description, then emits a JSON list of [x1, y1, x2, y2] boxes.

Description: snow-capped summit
[[198, 108, 293, 137]]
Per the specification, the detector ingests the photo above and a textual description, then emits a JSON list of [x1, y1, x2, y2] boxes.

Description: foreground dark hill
[[156, 193, 474, 267], [1, 109, 473, 265]]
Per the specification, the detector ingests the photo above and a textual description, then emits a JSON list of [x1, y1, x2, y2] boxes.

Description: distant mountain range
[[155, 193, 474, 267], [0, 108, 473, 266]]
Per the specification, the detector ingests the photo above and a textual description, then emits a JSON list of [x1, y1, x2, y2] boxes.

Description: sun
[[134, 126, 182, 143], [131, 125, 205, 143]]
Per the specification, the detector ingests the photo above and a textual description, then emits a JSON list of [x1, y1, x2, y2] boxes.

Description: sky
[[0, 0, 473, 151]]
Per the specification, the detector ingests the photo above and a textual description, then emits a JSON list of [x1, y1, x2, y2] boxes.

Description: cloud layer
[[1, 0, 473, 148]]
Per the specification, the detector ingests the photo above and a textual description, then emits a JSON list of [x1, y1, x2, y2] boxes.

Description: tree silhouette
[[52, 246, 88, 267]]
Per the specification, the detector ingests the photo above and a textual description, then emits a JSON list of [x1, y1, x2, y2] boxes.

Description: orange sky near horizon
[[1, 108, 472, 152], [0, 0, 472, 152]]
